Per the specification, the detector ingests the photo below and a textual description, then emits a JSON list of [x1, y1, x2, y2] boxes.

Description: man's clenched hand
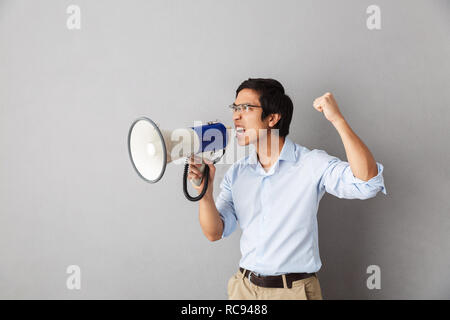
[[313, 92, 345, 124]]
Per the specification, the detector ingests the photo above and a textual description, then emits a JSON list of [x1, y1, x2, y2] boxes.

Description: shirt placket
[[256, 171, 274, 273], [255, 175, 265, 271]]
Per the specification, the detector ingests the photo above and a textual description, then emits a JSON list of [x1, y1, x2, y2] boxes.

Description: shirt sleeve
[[215, 166, 238, 238], [315, 150, 387, 200]]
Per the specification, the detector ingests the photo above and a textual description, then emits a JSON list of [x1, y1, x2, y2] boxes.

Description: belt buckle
[[248, 270, 260, 283]]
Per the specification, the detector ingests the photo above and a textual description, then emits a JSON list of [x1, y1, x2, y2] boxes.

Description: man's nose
[[232, 111, 241, 121]]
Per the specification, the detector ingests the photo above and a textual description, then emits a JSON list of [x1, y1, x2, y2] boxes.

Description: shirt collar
[[279, 137, 297, 162], [246, 137, 297, 165]]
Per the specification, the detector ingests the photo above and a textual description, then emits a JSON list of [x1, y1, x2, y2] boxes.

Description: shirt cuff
[[350, 162, 387, 195], [218, 211, 237, 238]]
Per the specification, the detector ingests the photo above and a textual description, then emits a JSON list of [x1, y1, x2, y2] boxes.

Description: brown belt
[[240, 267, 316, 289]]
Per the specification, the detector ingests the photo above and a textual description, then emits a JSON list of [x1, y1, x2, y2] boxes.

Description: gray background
[[0, 0, 449, 299]]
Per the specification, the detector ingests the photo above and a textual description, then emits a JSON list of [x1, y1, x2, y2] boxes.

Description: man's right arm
[[198, 193, 224, 242], [188, 157, 224, 242]]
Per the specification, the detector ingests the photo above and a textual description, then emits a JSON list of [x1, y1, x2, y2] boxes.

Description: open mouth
[[235, 127, 246, 137]]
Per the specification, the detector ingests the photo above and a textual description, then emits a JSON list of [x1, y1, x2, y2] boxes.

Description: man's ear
[[268, 113, 282, 128]]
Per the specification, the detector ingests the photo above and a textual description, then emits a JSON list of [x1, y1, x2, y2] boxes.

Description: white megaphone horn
[[127, 117, 230, 201]]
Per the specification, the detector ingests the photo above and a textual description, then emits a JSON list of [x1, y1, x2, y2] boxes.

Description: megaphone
[[127, 117, 229, 201]]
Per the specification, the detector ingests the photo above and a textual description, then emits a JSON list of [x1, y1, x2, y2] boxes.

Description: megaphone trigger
[[190, 163, 206, 187]]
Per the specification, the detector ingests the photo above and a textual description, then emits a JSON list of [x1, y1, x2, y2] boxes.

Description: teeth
[[236, 127, 245, 133]]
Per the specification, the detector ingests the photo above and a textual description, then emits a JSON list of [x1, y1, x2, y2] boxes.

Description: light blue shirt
[[215, 137, 387, 275]]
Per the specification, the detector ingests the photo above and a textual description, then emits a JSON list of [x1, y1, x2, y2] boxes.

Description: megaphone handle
[[183, 160, 210, 202], [191, 163, 206, 187]]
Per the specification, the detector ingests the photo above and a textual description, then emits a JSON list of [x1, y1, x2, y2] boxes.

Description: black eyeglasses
[[228, 103, 262, 113]]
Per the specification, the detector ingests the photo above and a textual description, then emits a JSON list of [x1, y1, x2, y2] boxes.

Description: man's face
[[233, 88, 269, 146]]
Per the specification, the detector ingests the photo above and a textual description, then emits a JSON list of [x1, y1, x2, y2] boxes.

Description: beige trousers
[[227, 269, 323, 300]]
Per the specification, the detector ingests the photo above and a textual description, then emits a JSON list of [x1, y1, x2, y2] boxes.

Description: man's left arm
[[313, 92, 378, 181]]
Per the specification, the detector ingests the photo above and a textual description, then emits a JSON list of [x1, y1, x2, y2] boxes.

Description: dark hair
[[236, 78, 293, 137]]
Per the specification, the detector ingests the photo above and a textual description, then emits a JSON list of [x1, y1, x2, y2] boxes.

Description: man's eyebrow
[[234, 102, 258, 106]]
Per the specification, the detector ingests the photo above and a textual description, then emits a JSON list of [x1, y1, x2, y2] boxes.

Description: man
[[188, 78, 386, 300]]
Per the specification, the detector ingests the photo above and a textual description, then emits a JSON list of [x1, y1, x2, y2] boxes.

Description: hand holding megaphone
[[187, 156, 216, 196]]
